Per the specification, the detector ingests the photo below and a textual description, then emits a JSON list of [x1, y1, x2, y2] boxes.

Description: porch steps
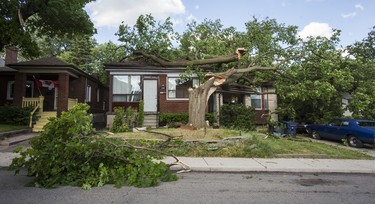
[[143, 114, 158, 128], [32, 111, 57, 132]]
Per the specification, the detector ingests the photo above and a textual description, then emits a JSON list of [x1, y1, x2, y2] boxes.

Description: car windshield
[[357, 121, 375, 127]]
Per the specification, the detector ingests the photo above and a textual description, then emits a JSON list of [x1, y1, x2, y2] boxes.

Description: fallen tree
[[135, 48, 276, 128]]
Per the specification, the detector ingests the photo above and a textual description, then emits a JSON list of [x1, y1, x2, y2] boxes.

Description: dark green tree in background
[[0, 0, 95, 58]]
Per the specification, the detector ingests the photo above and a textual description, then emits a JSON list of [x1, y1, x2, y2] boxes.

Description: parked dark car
[[306, 118, 375, 148]]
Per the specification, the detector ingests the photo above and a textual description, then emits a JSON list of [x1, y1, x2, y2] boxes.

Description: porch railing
[[68, 98, 78, 110], [22, 96, 44, 113], [22, 96, 44, 128]]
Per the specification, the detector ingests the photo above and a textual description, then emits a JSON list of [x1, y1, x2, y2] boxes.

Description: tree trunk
[[188, 69, 237, 128], [188, 78, 216, 128]]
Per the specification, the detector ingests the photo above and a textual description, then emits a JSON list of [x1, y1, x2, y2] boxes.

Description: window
[[6, 81, 34, 100], [86, 85, 91, 102], [168, 77, 199, 99], [112, 75, 141, 102], [250, 87, 262, 109]]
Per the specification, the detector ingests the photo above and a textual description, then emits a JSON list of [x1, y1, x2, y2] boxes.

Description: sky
[[85, 0, 375, 47]]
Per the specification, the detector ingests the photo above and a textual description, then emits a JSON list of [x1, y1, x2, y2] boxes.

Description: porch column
[[108, 75, 113, 112], [13, 73, 26, 106], [57, 73, 69, 116]]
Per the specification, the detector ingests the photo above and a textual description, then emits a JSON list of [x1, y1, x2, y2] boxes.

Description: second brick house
[[104, 61, 277, 128]]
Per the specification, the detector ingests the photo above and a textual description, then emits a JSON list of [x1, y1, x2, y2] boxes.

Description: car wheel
[[311, 130, 321, 139], [347, 135, 363, 148]]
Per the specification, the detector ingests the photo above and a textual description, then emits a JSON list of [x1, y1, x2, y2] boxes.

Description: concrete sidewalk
[[163, 157, 375, 174], [1, 153, 374, 173]]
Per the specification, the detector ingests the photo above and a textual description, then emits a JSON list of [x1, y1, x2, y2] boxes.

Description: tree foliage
[[0, 0, 95, 58], [345, 27, 375, 119], [10, 104, 177, 189], [117, 14, 374, 124]]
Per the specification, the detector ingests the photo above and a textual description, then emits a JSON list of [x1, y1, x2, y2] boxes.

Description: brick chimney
[[5, 46, 18, 65]]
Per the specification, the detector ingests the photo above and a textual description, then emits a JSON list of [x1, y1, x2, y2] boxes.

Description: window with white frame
[[168, 77, 199, 99], [250, 87, 262, 109], [86, 85, 91, 102], [112, 75, 142, 102], [6, 81, 34, 100]]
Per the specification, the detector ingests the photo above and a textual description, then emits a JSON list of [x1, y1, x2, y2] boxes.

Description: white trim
[[6, 81, 14, 100], [97, 88, 100, 103], [54, 87, 58, 110], [6, 80, 34, 100], [85, 85, 91, 102]]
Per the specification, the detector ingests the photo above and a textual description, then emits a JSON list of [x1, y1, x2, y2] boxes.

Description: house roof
[[7, 57, 102, 84], [0, 66, 18, 72], [9, 57, 73, 66], [104, 61, 187, 73]]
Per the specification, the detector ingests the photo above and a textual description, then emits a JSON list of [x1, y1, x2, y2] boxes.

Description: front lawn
[[115, 128, 374, 160], [0, 124, 29, 133]]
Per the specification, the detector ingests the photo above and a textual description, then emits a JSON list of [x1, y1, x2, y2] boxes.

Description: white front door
[[143, 80, 158, 113]]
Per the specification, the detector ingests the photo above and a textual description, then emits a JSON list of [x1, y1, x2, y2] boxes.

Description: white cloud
[[341, 4, 364, 19], [355, 4, 364, 11], [341, 12, 357, 18], [195, 5, 200, 10], [186, 14, 197, 23], [298, 22, 334, 40], [86, 0, 186, 28]]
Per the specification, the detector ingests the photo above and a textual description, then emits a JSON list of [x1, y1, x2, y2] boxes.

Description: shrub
[[112, 106, 139, 132], [159, 112, 216, 127], [159, 112, 189, 126], [0, 104, 33, 125], [10, 103, 176, 189], [219, 104, 256, 131], [136, 100, 144, 127]]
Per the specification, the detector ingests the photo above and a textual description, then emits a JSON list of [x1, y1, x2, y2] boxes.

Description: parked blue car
[[306, 118, 375, 148]]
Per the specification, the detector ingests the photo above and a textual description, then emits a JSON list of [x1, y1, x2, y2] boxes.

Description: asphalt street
[[1, 168, 374, 204]]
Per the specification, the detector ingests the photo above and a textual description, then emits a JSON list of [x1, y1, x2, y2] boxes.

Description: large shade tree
[[345, 27, 375, 120], [0, 0, 95, 58]]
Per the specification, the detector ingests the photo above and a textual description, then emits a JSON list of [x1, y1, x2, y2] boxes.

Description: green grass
[[0, 124, 29, 133], [114, 129, 374, 160]]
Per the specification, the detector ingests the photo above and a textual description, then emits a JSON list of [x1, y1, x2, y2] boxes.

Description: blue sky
[[85, 0, 375, 47]]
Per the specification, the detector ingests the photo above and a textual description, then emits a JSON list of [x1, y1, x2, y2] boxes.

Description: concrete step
[[0, 133, 37, 146]]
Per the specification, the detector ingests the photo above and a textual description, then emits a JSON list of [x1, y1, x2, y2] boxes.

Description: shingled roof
[[8, 57, 74, 67]]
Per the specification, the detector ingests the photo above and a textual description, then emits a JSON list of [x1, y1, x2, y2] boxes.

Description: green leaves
[[1, 0, 95, 58], [9, 103, 176, 189]]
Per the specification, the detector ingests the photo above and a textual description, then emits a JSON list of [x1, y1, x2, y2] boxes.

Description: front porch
[[22, 96, 78, 131]]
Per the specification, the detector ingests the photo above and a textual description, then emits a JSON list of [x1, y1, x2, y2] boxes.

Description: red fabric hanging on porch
[[35, 79, 60, 90]]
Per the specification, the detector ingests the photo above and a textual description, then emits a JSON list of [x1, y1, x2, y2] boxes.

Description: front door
[[143, 79, 158, 113]]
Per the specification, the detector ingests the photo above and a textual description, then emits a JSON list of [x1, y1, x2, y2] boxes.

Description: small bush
[[159, 112, 216, 127], [159, 112, 189, 126], [0, 104, 33, 125], [136, 100, 144, 127], [219, 104, 256, 131], [112, 107, 139, 132]]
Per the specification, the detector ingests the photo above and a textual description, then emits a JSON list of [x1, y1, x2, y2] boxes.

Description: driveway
[[301, 135, 375, 157]]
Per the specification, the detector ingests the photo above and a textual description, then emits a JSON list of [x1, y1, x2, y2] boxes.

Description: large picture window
[[168, 77, 199, 99], [113, 75, 142, 102]]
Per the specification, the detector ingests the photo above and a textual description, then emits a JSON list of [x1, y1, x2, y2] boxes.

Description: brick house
[[0, 53, 108, 131], [104, 62, 277, 128]]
